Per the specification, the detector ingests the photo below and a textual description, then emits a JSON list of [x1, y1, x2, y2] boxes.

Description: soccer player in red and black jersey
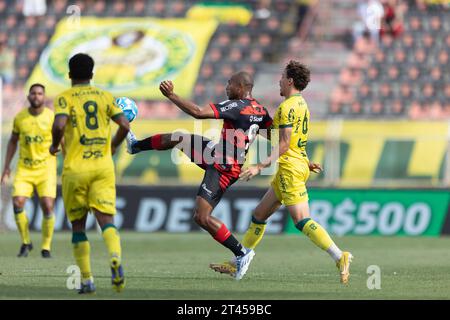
[[126, 72, 272, 279]]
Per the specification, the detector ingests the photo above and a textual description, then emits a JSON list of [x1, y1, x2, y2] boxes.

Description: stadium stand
[[0, 0, 448, 119], [329, 0, 450, 118], [0, 0, 306, 119]]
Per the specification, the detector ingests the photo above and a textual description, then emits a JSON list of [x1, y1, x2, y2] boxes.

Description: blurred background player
[[126, 72, 273, 279], [50, 53, 130, 294], [211, 61, 353, 284], [1, 83, 56, 258]]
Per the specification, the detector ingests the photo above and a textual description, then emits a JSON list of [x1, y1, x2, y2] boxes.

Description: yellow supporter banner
[[338, 121, 448, 186], [186, 3, 253, 25], [26, 17, 218, 99]]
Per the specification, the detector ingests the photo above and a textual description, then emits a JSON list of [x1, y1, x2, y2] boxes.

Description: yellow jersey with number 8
[[272, 93, 310, 167], [54, 84, 123, 173]]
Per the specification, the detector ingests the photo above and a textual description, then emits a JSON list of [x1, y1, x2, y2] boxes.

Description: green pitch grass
[[1, 232, 450, 300]]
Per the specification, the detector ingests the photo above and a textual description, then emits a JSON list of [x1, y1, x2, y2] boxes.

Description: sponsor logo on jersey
[[97, 199, 114, 206], [23, 158, 46, 166], [70, 109, 78, 127], [220, 102, 238, 112], [279, 173, 288, 193], [249, 115, 263, 122], [83, 150, 104, 159], [201, 183, 213, 196], [79, 135, 107, 146], [24, 135, 44, 144], [70, 207, 85, 213]]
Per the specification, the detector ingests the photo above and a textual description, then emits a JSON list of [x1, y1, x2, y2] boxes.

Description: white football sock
[[327, 243, 343, 262]]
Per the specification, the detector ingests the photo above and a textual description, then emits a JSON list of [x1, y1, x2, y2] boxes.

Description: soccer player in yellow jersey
[[211, 61, 353, 284], [1, 84, 56, 258], [49, 53, 130, 294]]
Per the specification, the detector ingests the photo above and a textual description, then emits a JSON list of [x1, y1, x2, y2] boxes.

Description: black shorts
[[182, 134, 239, 208]]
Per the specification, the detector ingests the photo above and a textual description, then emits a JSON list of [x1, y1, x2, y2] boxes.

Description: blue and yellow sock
[[242, 216, 267, 249]]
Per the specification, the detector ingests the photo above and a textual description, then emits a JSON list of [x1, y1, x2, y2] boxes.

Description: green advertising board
[[285, 190, 450, 236]]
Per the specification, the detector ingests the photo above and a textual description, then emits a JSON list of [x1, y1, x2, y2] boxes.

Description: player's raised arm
[[1, 132, 19, 185], [50, 114, 68, 155], [111, 113, 130, 155], [159, 80, 215, 119]]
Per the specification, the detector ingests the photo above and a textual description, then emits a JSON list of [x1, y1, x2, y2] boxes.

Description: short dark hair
[[234, 71, 254, 89], [29, 83, 45, 92], [285, 60, 310, 91], [69, 53, 94, 80]]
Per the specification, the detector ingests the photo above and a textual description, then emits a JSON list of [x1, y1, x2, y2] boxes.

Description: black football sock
[[213, 224, 247, 257], [135, 137, 154, 150], [222, 235, 247, 257]]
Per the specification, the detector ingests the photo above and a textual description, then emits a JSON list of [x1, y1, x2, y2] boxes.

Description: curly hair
[[285, 60, 310, 91]]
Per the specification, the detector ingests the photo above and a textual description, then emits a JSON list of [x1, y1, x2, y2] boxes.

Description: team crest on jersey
[[240, 105, 266, 115], [58, 97, 68, 108], [288, 108, 295, 122]]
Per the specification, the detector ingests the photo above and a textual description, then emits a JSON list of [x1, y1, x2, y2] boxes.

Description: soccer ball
[[115, 97, 138, 122]]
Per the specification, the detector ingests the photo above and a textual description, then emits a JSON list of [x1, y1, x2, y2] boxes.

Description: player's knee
[[193, 210, 208, 228], [13, 198, 25, 210], [42, 208, 53, 218], [41, 203, 54, 217], [71, 221, 85, 233], [94, 211, 113, 228]]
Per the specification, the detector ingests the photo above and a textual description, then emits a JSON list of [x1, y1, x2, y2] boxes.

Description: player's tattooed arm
[[159, 80, 215, 119], [240, 127, 291, 181], [1, 132, 19, 185], [50, 115, 68, 155]]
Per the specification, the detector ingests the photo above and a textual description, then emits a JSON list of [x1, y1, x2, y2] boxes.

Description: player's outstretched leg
[[40, 197, 55, 258], [13, 197, 32, 257], [126, 131, 182, 154], [290, 202, 353, 285], [95, 211, 125, 292]]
